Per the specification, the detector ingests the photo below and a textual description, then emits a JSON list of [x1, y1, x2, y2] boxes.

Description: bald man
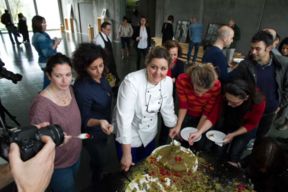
[[223, 19, 241, 63], [202, 25, 234, 82]]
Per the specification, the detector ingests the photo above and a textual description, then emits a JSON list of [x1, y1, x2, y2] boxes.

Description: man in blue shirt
[[186, 17, 203, 64], [202, 25, 234, 82]]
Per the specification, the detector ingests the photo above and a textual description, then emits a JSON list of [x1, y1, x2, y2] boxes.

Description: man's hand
[[8, 136, 56, 192]]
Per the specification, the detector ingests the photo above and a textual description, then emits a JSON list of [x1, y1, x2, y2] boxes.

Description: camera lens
[[38, 124, 64, 146]]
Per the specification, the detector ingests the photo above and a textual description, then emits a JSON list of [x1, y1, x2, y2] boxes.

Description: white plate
[[206, 130, 226, 143], [180, 127, 201, 142], [233, 58, 244, 63]]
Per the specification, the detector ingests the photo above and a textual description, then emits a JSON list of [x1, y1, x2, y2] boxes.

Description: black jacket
[[161, 22, 173, 44], [134, 25, 151, 48]]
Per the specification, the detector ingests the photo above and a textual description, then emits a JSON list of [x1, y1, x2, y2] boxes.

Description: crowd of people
[[1, 9, 288, 192]]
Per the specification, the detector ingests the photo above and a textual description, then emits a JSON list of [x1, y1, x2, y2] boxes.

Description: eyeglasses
[[145, 82, 163, 113]]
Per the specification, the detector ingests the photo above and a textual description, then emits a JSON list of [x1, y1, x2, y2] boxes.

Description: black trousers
[[255, 111, 276, 143], [136, 48, 148, 70], [213, 128, 256, 162]]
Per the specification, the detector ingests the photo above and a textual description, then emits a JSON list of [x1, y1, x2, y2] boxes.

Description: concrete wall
[[155, 0, 288, 54]]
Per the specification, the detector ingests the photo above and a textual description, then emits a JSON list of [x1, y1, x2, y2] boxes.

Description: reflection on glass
[[9, 0, 35, 31], [0, 0, 7, 30]]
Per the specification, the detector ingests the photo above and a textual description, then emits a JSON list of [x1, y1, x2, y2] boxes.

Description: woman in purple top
[[29, 53, 82, 192]]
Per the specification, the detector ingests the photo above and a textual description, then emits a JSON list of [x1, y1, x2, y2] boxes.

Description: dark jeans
[[120, 37, 131, 49], [84, 131, 113, 189], [213, 128, 257, 162], [136, 48, 148, 70], [255, 111, 276, 143], [50, 160, 80, 192], [41, 68, 50, 89], [116, 139, 156, 164], [187, 41, 200, 62]]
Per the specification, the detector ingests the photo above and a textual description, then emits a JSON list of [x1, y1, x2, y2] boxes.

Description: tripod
[[0, 99, 20, 127]]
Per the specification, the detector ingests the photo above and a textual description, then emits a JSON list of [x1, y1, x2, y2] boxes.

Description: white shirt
[[114, 69, 177, 147], [93, 32, 111, 48], [137, 26, 148, 49]]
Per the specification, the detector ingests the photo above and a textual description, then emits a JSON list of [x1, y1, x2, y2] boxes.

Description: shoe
[[227, 161, 242, 169]]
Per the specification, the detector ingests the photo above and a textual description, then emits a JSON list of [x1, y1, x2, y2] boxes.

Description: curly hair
[[72, 43, 107, 79], [278, 37, 288, 56]]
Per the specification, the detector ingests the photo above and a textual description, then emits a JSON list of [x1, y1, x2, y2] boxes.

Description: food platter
[[233, 58, 244, 63], [124, 142, 255, 192], [125, 174, 177, 192]]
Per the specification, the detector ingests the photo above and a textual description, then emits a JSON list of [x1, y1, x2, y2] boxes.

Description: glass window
[[35, 0, 60, 30], [8, 0, 36, 31]]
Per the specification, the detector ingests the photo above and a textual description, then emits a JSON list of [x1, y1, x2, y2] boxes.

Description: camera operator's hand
[[34, 121, 50, 129], [8, 135, 56, 192]]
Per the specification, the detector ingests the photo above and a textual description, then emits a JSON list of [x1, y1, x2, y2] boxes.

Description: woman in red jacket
[[189, 79, 266, 166]]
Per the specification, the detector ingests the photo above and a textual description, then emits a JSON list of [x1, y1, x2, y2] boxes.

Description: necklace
[[46, 86, 71, 106]]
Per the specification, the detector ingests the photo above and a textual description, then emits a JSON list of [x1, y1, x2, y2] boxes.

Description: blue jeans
[[116, 139, 156, 164], [50, 160, 80, 192], [43, 72, 50, 89], [187, 41, 200, 62]]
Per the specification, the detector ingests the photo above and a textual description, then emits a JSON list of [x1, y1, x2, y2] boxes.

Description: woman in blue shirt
[[72, 43, 114, 190], [32, 15, 61, 88]]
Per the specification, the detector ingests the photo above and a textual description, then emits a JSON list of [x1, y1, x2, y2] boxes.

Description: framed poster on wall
[[175, 20, 190, 43]]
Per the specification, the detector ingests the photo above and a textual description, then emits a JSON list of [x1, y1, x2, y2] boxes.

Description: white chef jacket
[[114, 69, 177, 147]]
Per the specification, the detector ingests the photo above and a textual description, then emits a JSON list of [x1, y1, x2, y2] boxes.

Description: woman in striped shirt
[[169, 63, 221, 142]]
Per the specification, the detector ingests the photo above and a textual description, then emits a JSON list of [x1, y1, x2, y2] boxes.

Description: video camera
[[0, 59, 22, 84], [0, 119, 64, 161]]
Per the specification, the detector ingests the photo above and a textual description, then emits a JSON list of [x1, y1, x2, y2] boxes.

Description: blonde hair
[[187, 63, 218, 89]]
